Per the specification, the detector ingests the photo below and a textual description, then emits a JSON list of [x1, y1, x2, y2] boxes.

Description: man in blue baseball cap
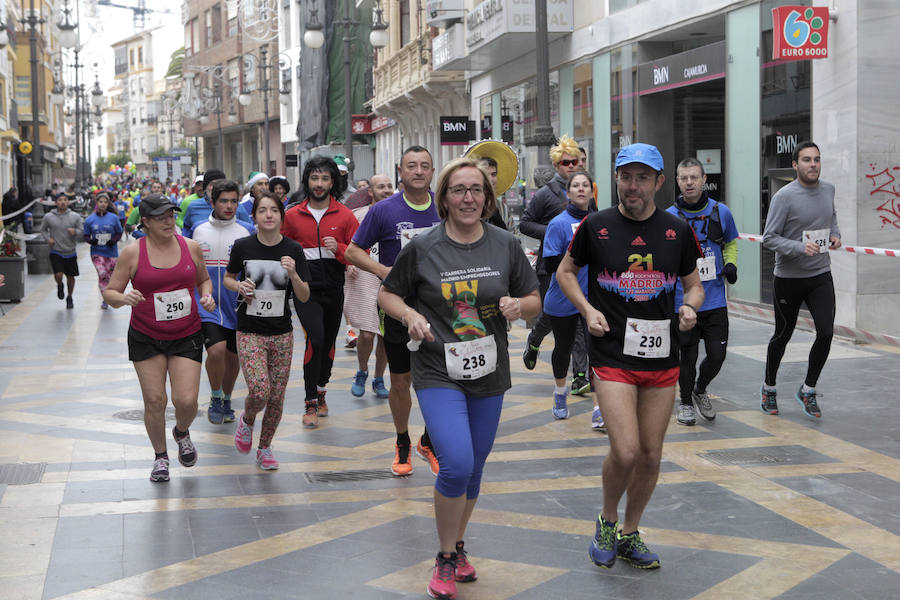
[[556, 142, 705, 571]]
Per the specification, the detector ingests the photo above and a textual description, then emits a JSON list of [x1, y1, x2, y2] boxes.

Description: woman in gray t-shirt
[[380, 157, 540, 599]]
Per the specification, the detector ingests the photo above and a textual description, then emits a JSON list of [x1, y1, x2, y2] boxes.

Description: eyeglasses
[[448, 185, 485, 199], [677, 175, 702, 183], [558, 159, 580, 167]]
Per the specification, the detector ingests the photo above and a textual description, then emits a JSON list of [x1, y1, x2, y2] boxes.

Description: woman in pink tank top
[[103, 194, 216, 483]]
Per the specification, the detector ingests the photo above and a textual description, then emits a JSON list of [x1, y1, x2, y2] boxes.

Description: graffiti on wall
[[867, 163, 900, 229]]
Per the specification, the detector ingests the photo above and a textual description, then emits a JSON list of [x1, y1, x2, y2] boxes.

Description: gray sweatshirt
[[41, 209, 84, 256], [763, 179, 840, 278]]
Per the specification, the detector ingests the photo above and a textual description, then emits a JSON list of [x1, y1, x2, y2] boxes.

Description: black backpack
[[676, 201, 725, 247]]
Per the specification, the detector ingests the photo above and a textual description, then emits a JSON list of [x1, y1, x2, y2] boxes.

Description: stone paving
[[1, 249, 899, 599]]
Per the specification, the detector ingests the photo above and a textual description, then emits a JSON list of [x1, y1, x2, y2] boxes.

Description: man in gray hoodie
[[40, 194, 84, 309], [761, 141, 841, 419]]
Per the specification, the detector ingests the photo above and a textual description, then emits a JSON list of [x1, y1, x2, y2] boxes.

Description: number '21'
[[628, 253, 654, 271]]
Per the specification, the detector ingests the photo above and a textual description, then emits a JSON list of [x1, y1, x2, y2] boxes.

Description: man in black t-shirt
[[557, 143, 704, 571]]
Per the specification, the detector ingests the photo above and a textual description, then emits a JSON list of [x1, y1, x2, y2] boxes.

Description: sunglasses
[[558, 159, 580, 167]]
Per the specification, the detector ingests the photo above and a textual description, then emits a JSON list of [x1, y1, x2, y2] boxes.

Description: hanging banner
[[771, 6, 829, 62]]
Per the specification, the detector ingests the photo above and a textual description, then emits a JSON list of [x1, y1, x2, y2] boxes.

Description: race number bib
[[153, 289, 191, 322], [400, 226, 431, 248], [95, 233, 111, 245], [370, 242, 380, 259], [697, 256, 716, 282], [444, 335, 498, 380], [623, 318, 670, 359], [571, 222, 580, 235], [245, 289, 285, 318], [803, 229, 830, 254]]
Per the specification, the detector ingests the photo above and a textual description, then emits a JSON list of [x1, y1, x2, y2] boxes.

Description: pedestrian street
[[1, 252, 899, 599]]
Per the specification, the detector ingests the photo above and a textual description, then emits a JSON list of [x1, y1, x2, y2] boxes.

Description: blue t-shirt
[[114, 200, 128, 220], [83, 212, 123, 258], [666, 198, 739, 311], [351, 190, 440, 267], [542, 208, 588, 317]]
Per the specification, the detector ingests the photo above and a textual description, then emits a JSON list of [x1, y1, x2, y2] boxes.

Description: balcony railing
[[372, 32, 464, 109]]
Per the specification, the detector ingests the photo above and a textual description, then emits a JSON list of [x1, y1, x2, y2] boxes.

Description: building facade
[[416, 0, 899, 338], [181, 0, 283, 181]]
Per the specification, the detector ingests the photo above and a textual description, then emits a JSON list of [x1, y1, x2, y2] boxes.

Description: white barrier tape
[[0, 198, 40, 221], [738, 233, 900, 258], [727, 300, 900, 348]]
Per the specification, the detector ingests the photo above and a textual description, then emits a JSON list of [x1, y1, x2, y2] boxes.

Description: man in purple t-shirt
[[345, 145, 441, 478]]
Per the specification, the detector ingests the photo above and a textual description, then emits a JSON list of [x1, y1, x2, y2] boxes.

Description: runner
[[239, 172, 269, 215], [761, 141, 840, 419], [41, 194, 84, 309], [541, 171, 603, 428], [557, 143, 703, 570], [102, 194, 216, 482], [345, 145, 442, 476], [667, 157, 739, 425], [192, 180, 254, 424], [268, 175, 290, 206], [345, 174, 393, 399], [520, 134, 591, 396], [225, 191, 310, 469], [379, 157, 539, 599], [177, 175, 205, 228], [281, 156, 358, 427], [82, 192, 123, 310], [182, 169, 252, 238]]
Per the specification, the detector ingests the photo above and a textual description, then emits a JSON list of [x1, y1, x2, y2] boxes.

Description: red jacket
[[281, 197, 358, 292]]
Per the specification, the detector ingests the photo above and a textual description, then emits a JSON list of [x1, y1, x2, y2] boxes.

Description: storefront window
[[497, 71, 559, 191], [573, 58, 593, 166]]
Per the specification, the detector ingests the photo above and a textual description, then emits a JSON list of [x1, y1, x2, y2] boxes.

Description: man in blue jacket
[[182, 169, 252, 238]]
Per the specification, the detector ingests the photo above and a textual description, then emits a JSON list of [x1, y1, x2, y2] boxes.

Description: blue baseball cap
[[615, 143, 664, 171]]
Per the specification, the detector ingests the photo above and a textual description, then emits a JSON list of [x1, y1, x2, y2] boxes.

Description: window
[[205, 10, 212, 47], [191, 18, 200, 53], [400, 0, 410, 47], [137, 46, 143, 65], [0, 77, 6, 116], [212, 4, 222, 43], [129, 49, 135, 67], [115, 47, 128, 75], [281, 1, 291, 47]]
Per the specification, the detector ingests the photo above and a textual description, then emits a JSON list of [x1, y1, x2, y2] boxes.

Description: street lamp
[[301, 0, 388, 178], [238, 45, 283, 175], [57, 0, 79, 51]]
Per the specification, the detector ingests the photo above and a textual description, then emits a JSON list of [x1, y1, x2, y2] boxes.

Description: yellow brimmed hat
[[464, 139, 519, 196]]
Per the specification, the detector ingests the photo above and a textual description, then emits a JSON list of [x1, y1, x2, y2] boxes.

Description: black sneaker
[[522, 340, 540, 370], [66, 296, 74, 309], [571, 373, 591, 396], [795, 387, 822, 418], [760, 386, 778, 415], [57, 281, 64, 299], [172, 428, 197, 467], [150, 457, 169, 482]]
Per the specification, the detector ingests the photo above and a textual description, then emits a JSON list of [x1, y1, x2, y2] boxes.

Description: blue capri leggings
[[417, 388, 504, 500]]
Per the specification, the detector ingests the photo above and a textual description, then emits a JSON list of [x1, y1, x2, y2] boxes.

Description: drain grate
[[113, 407, 203, 421], [305, 468, 395, 483], [0, 463, 46, 485], [699, 445, 836, 467]]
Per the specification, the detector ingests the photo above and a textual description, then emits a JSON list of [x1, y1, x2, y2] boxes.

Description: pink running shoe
[[454, 541, 477, 582], [256, 447, 279, 470], [234, 413, 253, 454], [427, 552, 457, 599]]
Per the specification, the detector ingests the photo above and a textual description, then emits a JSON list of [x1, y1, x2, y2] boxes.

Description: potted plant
[[0, 225, 26, 302]]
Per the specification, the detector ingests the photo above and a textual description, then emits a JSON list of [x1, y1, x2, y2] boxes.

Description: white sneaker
[[676, 403, 697, 426]]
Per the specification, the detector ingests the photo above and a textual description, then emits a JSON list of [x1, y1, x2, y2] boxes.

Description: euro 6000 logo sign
[[772, 6, 829, 61]]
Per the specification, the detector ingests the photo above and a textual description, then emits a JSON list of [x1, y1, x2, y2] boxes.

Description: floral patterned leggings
[[236, 330, 293, 448], [91, 255, 117, 292]]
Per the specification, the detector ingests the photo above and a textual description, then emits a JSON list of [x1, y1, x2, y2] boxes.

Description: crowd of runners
[[18, 136, 840, 600]]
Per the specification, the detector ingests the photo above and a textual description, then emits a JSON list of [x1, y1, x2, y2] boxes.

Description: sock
[[223, 394, 232, 405], [317, 385, 326, 393], [155, 451, 168, 460], [801, 383, 815, 394], [680, 398, 693, 406], [397, 430, 411, 447], [211, 389, 223, 399], [762, 384, 776, 392], [554, 386, 567, 396], [421, 428, 432, 449], [173, 427, 188, 439], [694, 386, 706, 395]]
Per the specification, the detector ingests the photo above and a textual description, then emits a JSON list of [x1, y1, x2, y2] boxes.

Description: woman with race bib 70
[[224, 191, 310, 470], [103, 194, 216, 483], [378, 157, 540, 600]]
